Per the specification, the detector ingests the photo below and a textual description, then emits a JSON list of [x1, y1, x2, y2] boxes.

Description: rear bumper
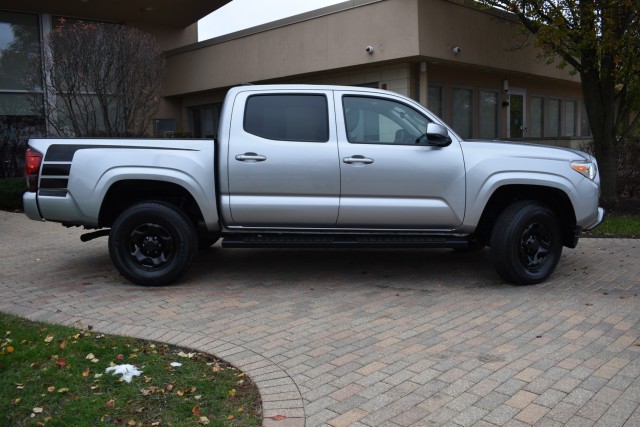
[[23, 192, 43, 221]]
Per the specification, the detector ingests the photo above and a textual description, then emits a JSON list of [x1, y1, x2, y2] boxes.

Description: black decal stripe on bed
[[39, 190, 68, 197], [44, 144, 199, 162], [41, 164, 72, 176], [40, 178, 69, 189]]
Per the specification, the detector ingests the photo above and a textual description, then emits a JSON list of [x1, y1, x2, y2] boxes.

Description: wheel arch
[[99, 180, 207, 230], [474, 184, 577, 248]]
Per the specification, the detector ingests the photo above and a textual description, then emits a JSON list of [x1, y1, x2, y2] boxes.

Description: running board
[[221, 234, 469, 249]]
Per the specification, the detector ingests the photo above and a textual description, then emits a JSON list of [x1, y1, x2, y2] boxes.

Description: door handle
[[343, 155, 374, 164], [235, 153, 267, 162]]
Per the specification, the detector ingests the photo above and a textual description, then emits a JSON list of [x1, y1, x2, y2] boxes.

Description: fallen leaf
[[47, 386, 56, 392], [30, 362, 39, 368], [272, 415, 287, 421], [227, 415, 234, 420], [228, 389, 236, 397], [82, 369, 90, 377], [32, 407, 44, 413], [192, 406, 201, 417], [106, 399, 115, 408], [198, 416, 210, 425], [6, 346, 14, 353], [58, 388, 69, 393], [86, 353, 95, 360], [44, 335, 54, 343], [166, 384, 173, 392], [56, 358, 67, 368], [176, 390, 184, 397], [12, 398, 21, 405], [117, 354, 124, 360], [178, 351, 195, 358], [59, 340, 67, 350], [127, 419, 136, 426]]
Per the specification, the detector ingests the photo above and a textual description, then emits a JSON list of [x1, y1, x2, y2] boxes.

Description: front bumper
[[584, 207, 605, 231]]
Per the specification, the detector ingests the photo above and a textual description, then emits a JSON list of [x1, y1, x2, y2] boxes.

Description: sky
[[198, 0, 346, 41]]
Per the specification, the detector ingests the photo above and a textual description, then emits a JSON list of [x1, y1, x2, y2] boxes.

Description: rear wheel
[[109, 202, 198, 286], [490, 201, 562, 285]]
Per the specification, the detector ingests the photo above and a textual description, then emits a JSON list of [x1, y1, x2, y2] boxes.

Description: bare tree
[[30, 19, 165, 137]]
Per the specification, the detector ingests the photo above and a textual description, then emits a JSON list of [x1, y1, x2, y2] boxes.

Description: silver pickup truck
[[23, 84, 604, 286]]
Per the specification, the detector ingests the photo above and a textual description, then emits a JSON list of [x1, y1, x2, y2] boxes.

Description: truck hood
[[461, 140, 594, 163]]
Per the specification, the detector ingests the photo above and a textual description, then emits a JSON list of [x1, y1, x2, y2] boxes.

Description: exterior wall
[[131, 22, 198, 51], [417, 0, 579, 82], [164, 0, 420, 96]]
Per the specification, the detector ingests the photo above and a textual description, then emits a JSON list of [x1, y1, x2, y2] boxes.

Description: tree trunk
[[580, 70, 618, 205]]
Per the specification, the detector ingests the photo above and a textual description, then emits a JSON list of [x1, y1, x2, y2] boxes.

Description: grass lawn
[[0, 313, 261, 426], [584, 214, 640, 238]]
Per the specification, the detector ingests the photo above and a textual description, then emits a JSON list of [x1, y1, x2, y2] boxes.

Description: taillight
[[25, 148, 43, 192]]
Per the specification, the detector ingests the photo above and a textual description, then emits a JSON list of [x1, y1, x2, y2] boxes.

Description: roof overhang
[[2, 0, 230, 28]]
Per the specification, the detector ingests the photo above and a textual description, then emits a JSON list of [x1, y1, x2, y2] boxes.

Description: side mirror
[[424, 123, 452, 147]]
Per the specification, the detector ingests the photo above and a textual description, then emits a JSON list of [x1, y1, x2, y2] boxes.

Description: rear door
[[226, 90, 340, 227], [336, 91, 466, 229]]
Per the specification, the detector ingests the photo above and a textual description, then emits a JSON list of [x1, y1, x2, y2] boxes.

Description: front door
[[336, 92, 466, 229]]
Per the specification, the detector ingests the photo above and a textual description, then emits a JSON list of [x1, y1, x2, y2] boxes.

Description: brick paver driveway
[[1, 210, 639, 426]]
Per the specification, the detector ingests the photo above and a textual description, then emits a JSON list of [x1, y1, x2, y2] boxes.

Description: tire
[[490, 201, 563, 285], [109, 202, 198, 286]]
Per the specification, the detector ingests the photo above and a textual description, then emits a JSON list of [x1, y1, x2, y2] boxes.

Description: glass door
[[508, 89, 526, 139]]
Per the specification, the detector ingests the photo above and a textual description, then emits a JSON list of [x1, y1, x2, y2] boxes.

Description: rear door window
[[244, 94, 329, 142]]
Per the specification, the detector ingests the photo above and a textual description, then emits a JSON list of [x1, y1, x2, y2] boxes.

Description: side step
[[221, 233, 469, 249]]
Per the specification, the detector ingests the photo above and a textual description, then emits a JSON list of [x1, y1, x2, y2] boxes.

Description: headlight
[[571, 161, 597, 180]]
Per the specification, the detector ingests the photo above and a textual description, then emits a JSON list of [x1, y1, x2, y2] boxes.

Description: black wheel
[[490, 201, 562, 285], [109, 202, 198, 286]]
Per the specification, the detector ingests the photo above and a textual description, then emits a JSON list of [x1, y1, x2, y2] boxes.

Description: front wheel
[[109, 202, 198, 286], [490, 201, 563, 285]]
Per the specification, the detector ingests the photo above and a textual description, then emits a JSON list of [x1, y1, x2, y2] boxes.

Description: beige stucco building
[[2, 0, 590, 152]]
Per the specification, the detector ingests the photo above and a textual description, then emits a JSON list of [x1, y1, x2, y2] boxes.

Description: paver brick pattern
[[1, 211, 639, 426]]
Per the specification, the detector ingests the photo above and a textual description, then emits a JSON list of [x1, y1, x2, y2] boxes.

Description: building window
[[529, 96, 544, 138], [547, 98, 561, 137], [564, 100, 577, 136], [451, 88, 473, 139], [188, 103, 221, 138], [479, 90, 499, 139], [0, 11, 45, 177], [428, 85, 443, 118]]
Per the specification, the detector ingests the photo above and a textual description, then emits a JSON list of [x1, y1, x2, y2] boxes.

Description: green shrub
[[0, 178, 26, 212]]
